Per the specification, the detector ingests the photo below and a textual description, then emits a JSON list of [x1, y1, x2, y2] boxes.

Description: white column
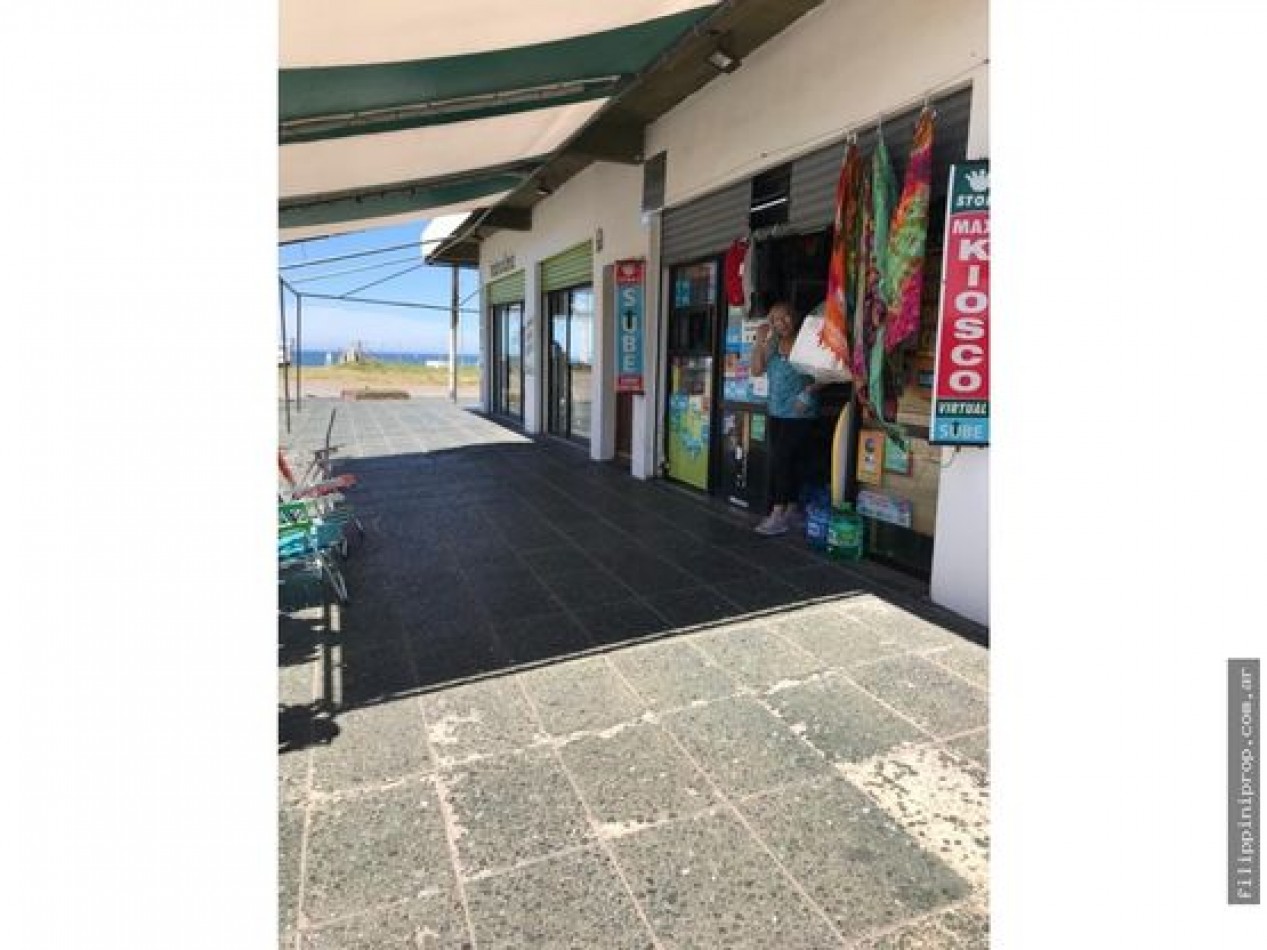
[[930, 63, 990, 626]]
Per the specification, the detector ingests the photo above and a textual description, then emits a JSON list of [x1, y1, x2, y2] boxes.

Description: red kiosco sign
[[930, 161, 990, 446]]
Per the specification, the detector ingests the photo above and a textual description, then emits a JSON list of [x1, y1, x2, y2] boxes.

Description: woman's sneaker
[[754, 512, 789, 536]]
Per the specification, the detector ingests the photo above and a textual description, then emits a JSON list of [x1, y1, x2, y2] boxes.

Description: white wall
[[480, 161, 649, 457], [645, 0, 988, 205], [930, 62, 989, 626]]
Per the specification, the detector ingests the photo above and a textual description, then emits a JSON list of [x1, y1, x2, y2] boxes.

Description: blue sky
[[278, 221, 481, 354]]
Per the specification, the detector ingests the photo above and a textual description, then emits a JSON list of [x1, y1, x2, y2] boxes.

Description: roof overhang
[[279, 1, 730, 245], [425, 0, 826, 266]]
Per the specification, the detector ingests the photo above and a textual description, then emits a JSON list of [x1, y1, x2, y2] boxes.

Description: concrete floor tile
[[420, 677, 540, 765], [848, 656, 988, 738], [763, 677, 926, 764], [279, 658, 318, 708], [710, 574, 805, 612], [518, 656, 646, 735], [609, 639, 738, 711], [279, 807, 304, 933], [647, 585, 745, 628], [302, 780, 454, 924], [946, 730, 989, 770], [413, 632, 513, 687], [783, 563, 867, 598], [921, 641, 989, 689], [333, 637, 417, 699], [610, 810, 841, 949], [560, 722, 716, 830], [839, 744, 990, 892], [299, 890, 471, 949], [840, 597, 966, 651], [934, 905, 989, 948], [572, 599, 670, 645], [690, 622, 823, 689], [540, 567, 635, 610], [660, 696, 829, 798], [310, 700, 431, 794], [739, 776, 969, 937], [279, 746, 311, 807], [860, 917, 961, 949], [495, 612, 592, 664], [465, 847, 652, 949], [772, 605, 918, 668], [441, 749, 592, 876]]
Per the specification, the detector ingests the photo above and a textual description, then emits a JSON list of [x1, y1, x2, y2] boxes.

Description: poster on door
[[930, 161, 990, 446], [615, 259, 645, 393]]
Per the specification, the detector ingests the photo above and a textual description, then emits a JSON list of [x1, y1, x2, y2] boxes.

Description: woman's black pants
[[767, 416, 815, 507]]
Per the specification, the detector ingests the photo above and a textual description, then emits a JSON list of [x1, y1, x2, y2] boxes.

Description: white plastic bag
[[787, 314, 852, 383]]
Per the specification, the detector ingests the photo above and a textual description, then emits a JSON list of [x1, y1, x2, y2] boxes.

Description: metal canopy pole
[[279, 277, 291, 434], [449, 265, 459, 403], [296, 293, 303, 411]]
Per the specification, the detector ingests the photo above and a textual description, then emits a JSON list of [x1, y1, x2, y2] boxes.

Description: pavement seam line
[[409, 621, 481, 950], [913, 647, 989, 692], [602, 654, 855, 949], [421, 766, 480, 948], [848, 895, 984, 948], [510, 675, 668, 950]]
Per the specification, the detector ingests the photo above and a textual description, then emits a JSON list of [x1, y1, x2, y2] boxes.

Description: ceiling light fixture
[[706, 37, 741, 74]]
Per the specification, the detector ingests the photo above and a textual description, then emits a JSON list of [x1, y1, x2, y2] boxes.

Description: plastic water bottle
[[826, 505, 864, 561]]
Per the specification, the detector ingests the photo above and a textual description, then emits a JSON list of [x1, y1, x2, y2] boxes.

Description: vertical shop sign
[[615, 259, 645, 393], [930, 161, 990, 445]]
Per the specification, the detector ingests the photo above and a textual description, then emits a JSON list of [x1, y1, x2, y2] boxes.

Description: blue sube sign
[[615, 260, 645, 393]]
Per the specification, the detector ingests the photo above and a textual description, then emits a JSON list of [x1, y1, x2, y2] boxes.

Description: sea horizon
[[293, 348, 479, 367]]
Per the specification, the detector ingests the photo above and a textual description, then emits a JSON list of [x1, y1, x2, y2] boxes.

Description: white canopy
[[279, 1, 721, 243]]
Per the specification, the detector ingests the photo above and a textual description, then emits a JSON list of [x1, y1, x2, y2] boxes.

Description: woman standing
[[751, 302, 822, 536]]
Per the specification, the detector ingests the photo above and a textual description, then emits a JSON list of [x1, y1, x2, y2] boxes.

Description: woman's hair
[[768, 301, 802, 330]]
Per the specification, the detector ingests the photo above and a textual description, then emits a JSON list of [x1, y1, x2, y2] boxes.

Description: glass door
[[491, 302, 524, 420], [545, 287, 593, 444], [548, 301, 569, 437], [506, 304, 522, 419]]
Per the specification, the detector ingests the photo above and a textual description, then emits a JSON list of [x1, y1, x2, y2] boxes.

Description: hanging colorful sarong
[[862, 133, 908, 448], [819, 142, 863, 364], [880, 107, 935, 352], [853, 136, 895, 405], [849, 163, 873, 388]]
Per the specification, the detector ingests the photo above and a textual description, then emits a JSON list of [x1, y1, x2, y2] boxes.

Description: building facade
[[475, 0, 989, 624]]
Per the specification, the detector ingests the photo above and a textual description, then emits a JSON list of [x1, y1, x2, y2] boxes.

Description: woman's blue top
[[765, 336, 819, 419]]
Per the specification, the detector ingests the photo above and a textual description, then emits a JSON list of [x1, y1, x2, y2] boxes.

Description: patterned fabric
[[851, 136, 896, 402], [881, 107, 935, 351], [765, 336, 819, 419], [819, 142, 863, 363]]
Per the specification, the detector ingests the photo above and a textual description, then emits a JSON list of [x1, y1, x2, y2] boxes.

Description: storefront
[[654, 87, 972, 579], [464, 0, 990, 622]]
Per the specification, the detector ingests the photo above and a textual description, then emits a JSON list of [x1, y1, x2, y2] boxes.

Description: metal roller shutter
[[661, 179, 750, 264], [486, 270, 526, 305], [788, 85, 975, 233], [540, 242, 594, 292]]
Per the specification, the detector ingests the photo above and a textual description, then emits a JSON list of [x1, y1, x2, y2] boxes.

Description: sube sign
[[615, 260, 645, 393], [930, 162, 990, 446]]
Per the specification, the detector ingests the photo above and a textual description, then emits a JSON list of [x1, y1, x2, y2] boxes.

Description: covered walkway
[[279, 398, 988, 949]]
